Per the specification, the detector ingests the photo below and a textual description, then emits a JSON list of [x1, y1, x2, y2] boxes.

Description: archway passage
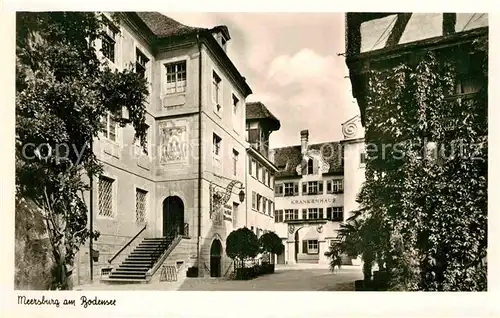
[[210, 239, 222, 277], [162, 196, 184, 237]]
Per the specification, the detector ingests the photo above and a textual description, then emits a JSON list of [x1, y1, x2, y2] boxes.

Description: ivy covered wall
[[357, 38, 487, 290]]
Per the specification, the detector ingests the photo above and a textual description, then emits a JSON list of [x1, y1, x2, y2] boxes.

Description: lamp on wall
[[238, 189, 245, 203]]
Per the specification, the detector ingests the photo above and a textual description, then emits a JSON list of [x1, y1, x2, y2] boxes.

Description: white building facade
[[272, 116, 365, 265]]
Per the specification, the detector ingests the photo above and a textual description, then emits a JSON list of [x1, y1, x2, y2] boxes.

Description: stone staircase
[[105, 237, 175, 282]]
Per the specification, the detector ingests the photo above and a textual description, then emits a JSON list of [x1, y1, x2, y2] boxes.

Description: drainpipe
[[89, 137, 94, 282], [196, 32, 203, 277], [245, 153, 248, 227]]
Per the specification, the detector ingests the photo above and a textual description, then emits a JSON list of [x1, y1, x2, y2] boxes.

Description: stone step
[[115, 267, 150, 272], [102, 277, 148, 284], [109, 273, 146, 279]]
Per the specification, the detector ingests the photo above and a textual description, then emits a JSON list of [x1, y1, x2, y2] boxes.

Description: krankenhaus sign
[[290, 198, 335, 205]]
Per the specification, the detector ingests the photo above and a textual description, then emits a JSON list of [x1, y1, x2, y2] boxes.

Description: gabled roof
[[246, 101, 281, 131], [272, 142, 344, 178], [125, 12, 252, 97], [135, 12, 202, 38]]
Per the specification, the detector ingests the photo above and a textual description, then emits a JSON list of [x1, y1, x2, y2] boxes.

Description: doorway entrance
[[210, 239, 222, 277], [162, 196, 184, 237]]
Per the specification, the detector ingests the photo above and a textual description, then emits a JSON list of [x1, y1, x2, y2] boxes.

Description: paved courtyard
[[75, 264, 363, 291]]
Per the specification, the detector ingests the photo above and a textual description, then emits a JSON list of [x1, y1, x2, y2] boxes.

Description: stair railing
[[223, 260, 234, 277], [108, 224, 147, 264], [148, 223, 188, 269]]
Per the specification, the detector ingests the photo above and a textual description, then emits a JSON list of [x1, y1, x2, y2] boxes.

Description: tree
[[226, 227, 260, 268], [16, 12, 149, 289], [258, 231, 284, 261]]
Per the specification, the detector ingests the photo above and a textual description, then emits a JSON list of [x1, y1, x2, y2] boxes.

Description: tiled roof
[[272, 142, 343, 178], [246, 101, 281, 130], [135, 12, 202, 38]]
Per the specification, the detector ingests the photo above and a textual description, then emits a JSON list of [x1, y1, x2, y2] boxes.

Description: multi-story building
[[272, 118, 365, 265], [75, 12, 254, 284], [245, 102, 280, 239]]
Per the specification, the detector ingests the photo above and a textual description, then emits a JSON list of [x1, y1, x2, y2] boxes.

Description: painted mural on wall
[[159, 120, 188, 164]]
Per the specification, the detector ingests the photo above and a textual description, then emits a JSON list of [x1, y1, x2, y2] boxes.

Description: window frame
[[135, 187, 148, 224], [97, 175, 116, 219], [307, 240, 319, 254], [213, 133, 222, 158], [165, 61, 187, 95], [212, 70, 222, 112]]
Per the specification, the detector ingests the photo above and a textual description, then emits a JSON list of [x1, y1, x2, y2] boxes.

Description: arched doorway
[[210, 239, 222, 277], [162, 196, 184, 237]]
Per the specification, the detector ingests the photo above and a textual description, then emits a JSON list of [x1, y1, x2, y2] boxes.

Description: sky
[[166, 12, 360, 148]]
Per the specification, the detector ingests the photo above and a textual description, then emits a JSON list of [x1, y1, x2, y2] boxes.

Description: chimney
[[300, 130, 309, 154]]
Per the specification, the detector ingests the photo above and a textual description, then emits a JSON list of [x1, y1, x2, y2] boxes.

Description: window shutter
[[294, 209, 298, 220], [302, 209, 307, 220], [302, 240, 308, 254], [294, 182, 299, 195], [319, 208, 323, 219], [318, 181, 324, 194], [302, 183, 307, 195], [327, 180, 332, 193], [327, 207, 332, 219]]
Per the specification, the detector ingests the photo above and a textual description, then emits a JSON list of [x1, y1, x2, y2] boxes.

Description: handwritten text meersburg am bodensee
[[18, 295, 116, 308]]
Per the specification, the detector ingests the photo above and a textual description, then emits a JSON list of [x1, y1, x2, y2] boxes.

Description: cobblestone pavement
[[75, 264, 362, 291], [178, 264, 362, 291]]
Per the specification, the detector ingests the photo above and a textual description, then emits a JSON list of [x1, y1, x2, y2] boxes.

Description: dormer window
[[307, 158, 314, 175]]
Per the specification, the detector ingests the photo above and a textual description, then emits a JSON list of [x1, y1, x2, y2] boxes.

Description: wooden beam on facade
[[385, 13, 412, 48]]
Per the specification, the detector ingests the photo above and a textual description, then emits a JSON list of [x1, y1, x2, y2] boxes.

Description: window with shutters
[[166, 61, 187, 94], [308, 208, 319, 220], [307, 181, 319, 195], [284, 209, 297, 221], [307, 240, 319, 254], [328, 179, 343, 194], [98, 176, 114, 218], [284, 182, 295, 196], [275, 210, 284, 223], [135, 188, 147, 223], [252, 191, 256, 209], [327, 207, 344, 221], [275, 183, 284, 197]]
